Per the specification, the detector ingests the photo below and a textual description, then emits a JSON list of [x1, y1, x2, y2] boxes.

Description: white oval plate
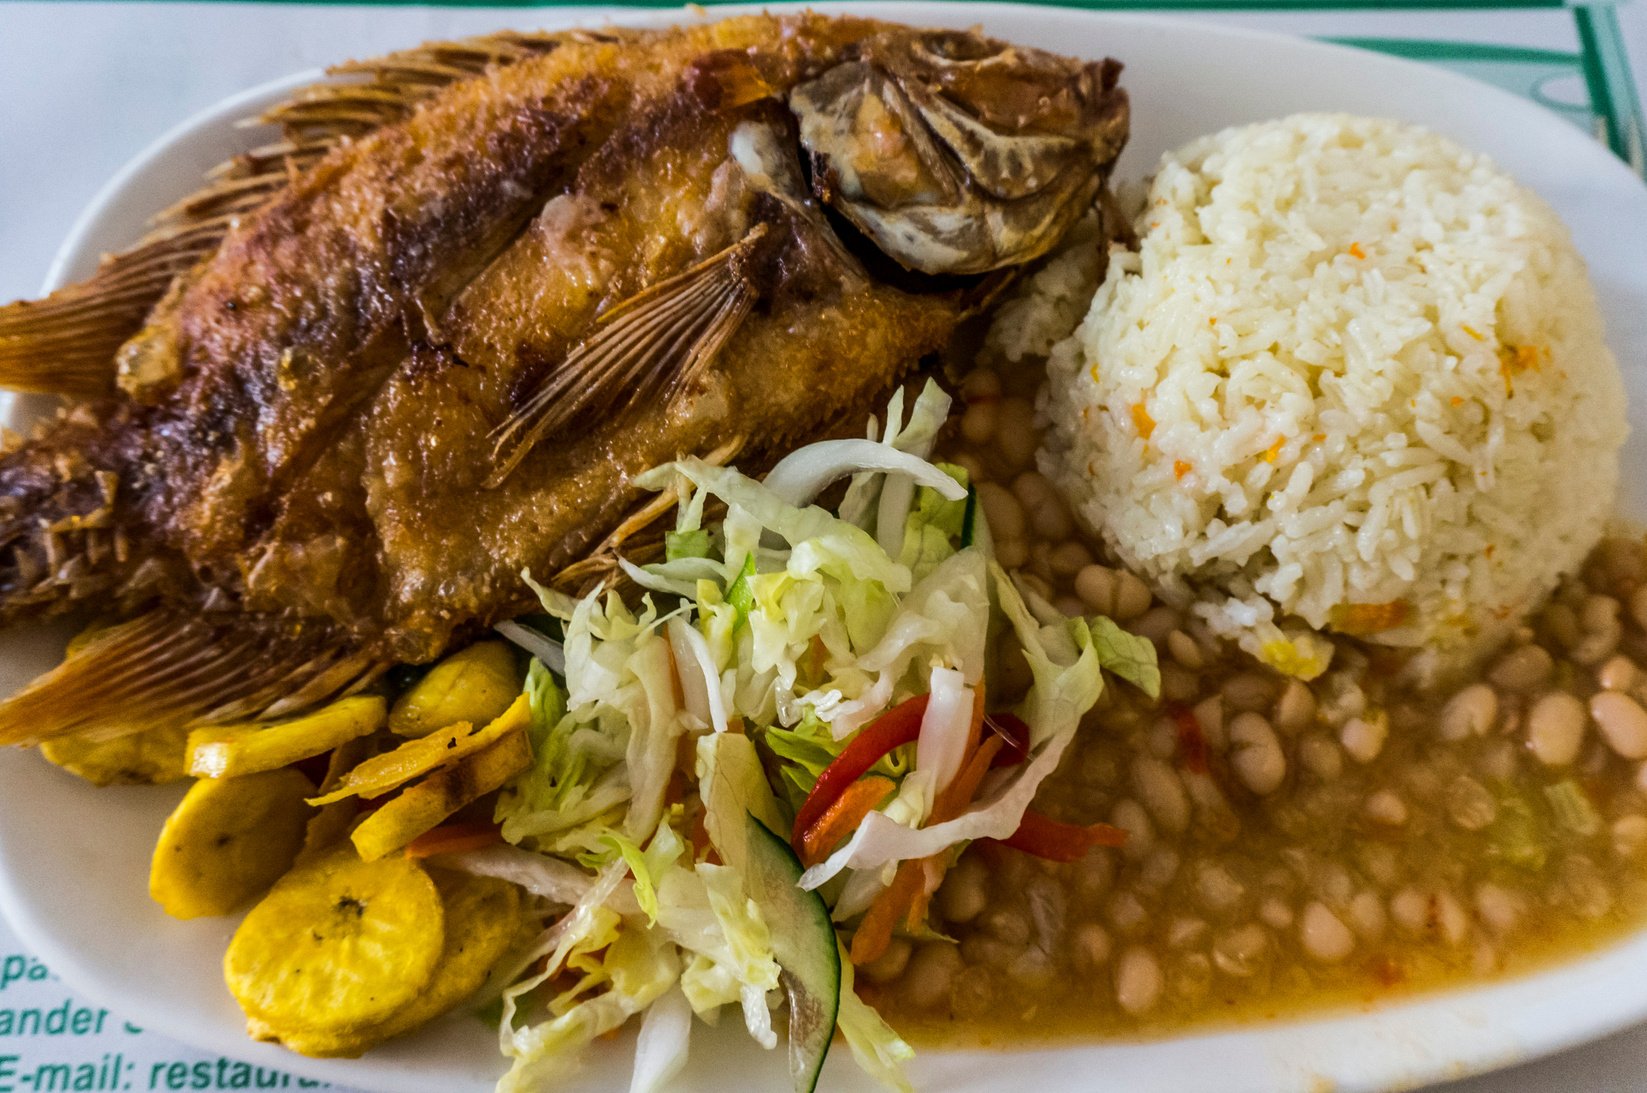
[[1, 5, 1645, 1092]]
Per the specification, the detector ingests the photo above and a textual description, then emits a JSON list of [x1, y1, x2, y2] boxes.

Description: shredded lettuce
[[480, 382, 1146, 1093], [726, 553, 758, 628], [665, 528, 712, 562], [836, 942, 916, 1093], [1087, 616, 1162, 699], [838, 381, 954, 534], [602, 832, 659, 924], [913, 666, 974, 798], [500, 927, 680, 1093], [799, 563, 1106, 889]]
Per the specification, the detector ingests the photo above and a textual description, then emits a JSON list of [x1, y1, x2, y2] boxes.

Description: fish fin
[[0, 609, 380, 748], [0, 32, 589, 400], [258, 31, 576, 144], [0, 141, 316, 399], [0, 234, 212, 398], [485, 227, 767, 488], [548, 434, 747, 595]]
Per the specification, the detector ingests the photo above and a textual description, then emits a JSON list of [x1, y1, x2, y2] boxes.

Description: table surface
[[1, 3, 1645, 1091]]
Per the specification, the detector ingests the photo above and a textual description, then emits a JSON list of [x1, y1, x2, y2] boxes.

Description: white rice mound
[[1038, 113, 1628, 676]]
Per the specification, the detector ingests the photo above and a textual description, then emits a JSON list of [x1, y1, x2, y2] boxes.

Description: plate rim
[[5, 5, 1647, 1093]]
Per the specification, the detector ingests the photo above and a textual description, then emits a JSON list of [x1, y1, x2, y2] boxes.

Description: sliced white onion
[[831, 867, 888, 923], [448, 845, 616, 909], [915, 667, 973, 797], [667, 616, 727, 734], [495, 619, 565, 675], [761, 438, 965, 509], [740, 983, 778, 1051], [630, 985, 693, 1093], [664, 618, 712, 731]]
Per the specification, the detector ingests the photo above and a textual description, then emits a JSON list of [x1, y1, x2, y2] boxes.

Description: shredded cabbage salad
[[465, 382, 1158, 1091]]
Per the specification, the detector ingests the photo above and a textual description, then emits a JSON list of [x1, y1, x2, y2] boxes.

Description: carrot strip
[[403, 819, 503, 859], [898, 735, 1006, 934], [850, 858, 925, 966], [931, 736, 1004, 823], [799, 775, 896, 867], [791, 693, 930, 845], [964, 682, 985, 761], [998, 810, 1127, 862], [903, 857, 946, 934]]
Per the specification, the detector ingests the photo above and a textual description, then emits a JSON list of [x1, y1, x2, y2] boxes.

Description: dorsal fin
[[0, 29, 577, 400], [485, 227, 768, 488], [0, 608, 380, 747]]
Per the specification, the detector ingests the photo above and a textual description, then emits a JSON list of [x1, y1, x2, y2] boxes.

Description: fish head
[[789, 27, 1127, 276]]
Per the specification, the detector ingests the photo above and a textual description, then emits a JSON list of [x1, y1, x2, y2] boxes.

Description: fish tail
[[0, 607, 381, 747]]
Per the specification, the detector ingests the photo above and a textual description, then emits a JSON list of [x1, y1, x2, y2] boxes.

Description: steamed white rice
[[1035, 113, 1628, 675]]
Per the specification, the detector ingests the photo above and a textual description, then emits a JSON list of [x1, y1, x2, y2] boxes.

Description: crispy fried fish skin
[[0, 14, 1128, 734]]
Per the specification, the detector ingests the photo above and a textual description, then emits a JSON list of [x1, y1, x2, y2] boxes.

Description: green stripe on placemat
[[1576, 3, 1647, 172], [1332, 30, 1645, 178], [1332, 38, 1599, 137]]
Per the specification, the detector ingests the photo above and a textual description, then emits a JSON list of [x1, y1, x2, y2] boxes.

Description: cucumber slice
[[960, 484, 979, 549], [744, 811, 841, 1093]]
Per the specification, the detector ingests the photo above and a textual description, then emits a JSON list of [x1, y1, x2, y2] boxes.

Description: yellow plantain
[[150, 768, 315, 918], [186, 695, 387, 778], [351, 728, 532, 861], [224, 848, 444, 1035], [250, 870, 523, 1057], [389, 641, 522, 738], [310, 692, 529, 806]]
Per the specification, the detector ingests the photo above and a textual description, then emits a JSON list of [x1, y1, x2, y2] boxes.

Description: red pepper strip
[[1171, 704, 1209, 774], [791, 693, 931, 846], [799, 775, 896, 867], [999, 810, 1127, 862], [985, 712, 1031, 768], [403, 819, 503, 860]]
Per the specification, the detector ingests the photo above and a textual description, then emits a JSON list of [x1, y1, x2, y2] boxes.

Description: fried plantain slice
[[389, 641, 522, 738], [298, 736, 376, 862], [42, 722, 190, 785], [250, 870, 524, 1057], [225, 849, 444, 1036], [310, 693, 530, 807], [150, 768, 315, 918], [351, 727, 532, 861], [186, 695, 387, 779]]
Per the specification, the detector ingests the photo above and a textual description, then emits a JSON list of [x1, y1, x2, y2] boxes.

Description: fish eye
[[911, 31, 1008, 66]]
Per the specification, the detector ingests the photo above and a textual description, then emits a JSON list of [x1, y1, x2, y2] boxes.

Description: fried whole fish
[[0, 14, 1127, 745]]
